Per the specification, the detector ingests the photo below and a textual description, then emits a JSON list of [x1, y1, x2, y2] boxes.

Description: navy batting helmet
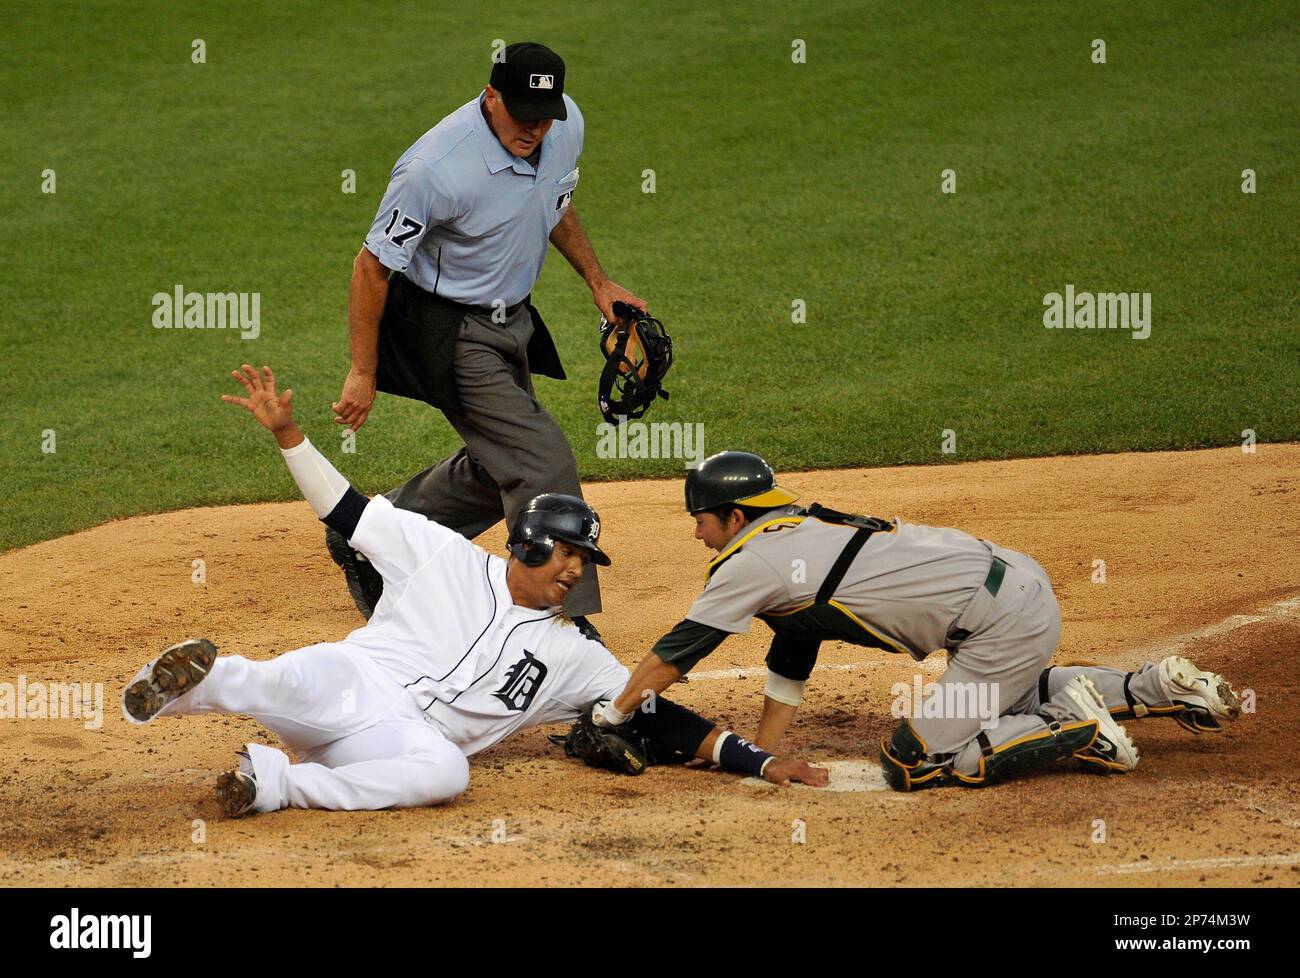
[[507, 494, 611, 567]]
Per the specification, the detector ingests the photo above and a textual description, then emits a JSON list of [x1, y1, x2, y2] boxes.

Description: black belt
[[466, 298, 527, 318], [393, 274, 528, 319]]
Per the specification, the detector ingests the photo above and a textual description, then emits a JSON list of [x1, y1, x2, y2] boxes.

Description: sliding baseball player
[[121, 368, 825, 816], [594, 451, 1243, 790]]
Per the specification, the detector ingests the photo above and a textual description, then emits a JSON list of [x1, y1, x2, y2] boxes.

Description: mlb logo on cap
[[489, 42, 568, 121]]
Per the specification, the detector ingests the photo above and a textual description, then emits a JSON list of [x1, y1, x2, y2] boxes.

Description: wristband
[[594, 700, 632, 728], [715, 732, 775, 777]]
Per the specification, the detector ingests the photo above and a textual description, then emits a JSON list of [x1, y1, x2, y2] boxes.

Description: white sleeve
[[280, 437, 351, 517], [347, 495, 462, 583], [546, 630, 631, 721]]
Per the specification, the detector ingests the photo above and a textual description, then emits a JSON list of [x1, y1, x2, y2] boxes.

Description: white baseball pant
[[159, 642, 469, 813]]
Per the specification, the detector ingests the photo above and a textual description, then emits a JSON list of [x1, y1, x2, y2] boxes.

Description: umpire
[[329, 42, 643, 640]]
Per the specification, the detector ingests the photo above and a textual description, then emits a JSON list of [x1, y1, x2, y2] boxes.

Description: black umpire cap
[[490, 42, 567, 121]]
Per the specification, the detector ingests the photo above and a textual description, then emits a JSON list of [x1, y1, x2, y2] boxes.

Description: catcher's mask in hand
[[597, 301, 673, 425]]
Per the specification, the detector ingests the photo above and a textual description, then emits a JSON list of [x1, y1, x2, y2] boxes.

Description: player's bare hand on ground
[[222, 364, 295, 432], [762, 758, 829, 788], [332, 366, 376, 431], [592, 278, 646, 323]]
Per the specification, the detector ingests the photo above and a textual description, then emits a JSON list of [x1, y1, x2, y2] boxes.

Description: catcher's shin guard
[[880, 721, 947, 792], [881, 716, 1101, 791], [1046, 657, 1241, 734], [948, 717, 1100, 786], [1074, 666, 1182, 725]]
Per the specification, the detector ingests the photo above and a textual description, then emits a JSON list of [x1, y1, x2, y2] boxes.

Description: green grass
[[2, 0, 1296, 551]]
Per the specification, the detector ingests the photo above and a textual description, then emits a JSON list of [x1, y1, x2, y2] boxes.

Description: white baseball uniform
[[147, 440, 629, 813]]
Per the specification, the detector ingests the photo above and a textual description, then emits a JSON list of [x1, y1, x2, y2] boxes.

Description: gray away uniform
[[651, 504, 1188, 787]]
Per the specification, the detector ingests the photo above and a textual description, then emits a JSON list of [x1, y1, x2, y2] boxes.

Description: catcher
[[121, 367, 820, 817], [588, 450, 1243, 790]]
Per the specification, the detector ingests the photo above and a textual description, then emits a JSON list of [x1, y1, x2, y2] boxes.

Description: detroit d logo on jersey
[[493, 650, 548, 712]]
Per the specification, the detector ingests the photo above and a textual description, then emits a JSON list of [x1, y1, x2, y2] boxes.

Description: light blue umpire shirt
[[363, 92, 584, 308]]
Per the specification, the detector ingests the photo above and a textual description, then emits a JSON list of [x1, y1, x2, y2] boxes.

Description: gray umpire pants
[[384, 304, 601, 617]]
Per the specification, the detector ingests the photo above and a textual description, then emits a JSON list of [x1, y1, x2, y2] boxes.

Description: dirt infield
[[1, 445, 1297, 887]]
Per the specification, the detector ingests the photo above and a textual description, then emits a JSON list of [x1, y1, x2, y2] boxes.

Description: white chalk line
[[1094, 852, 1300, 876], [1126, 594, 1300, 661], [686, 593, 1300, 683]]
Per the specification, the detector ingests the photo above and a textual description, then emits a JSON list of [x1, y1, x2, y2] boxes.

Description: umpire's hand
[[333, 367, 376, 432], [591, 277, 647, 324]]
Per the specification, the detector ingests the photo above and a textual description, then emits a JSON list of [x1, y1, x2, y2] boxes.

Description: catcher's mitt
[[597, 301, 673, 424], [549, 703, 648, 775]]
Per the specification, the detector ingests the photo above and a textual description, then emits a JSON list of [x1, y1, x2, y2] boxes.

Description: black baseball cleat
[[122, 638, 218, 723], [573, 616, 604, 646], [325, 526, 384, 619], [215, 768, 258, 818]]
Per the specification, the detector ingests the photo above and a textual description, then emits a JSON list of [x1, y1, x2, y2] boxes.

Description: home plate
[[741, 760, 889, 792]]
